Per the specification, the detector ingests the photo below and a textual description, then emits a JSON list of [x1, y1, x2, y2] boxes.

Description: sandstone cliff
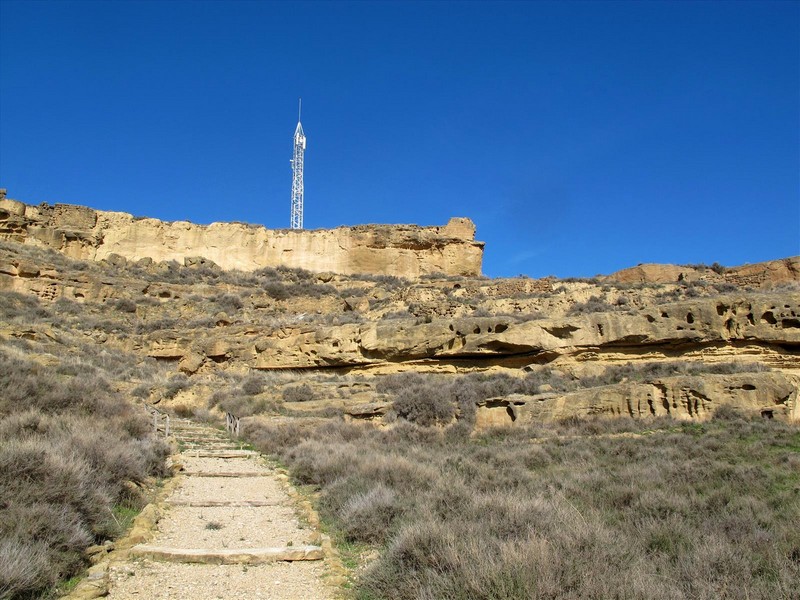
[[607, 257, 800, 287], [475, 372, 799, 427], [1, 205, 797, 424], [134, 293, 799, 372], [0, 195, 484, 278]]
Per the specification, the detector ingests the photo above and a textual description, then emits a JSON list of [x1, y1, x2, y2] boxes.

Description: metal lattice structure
[[290, 99, 306, 229]]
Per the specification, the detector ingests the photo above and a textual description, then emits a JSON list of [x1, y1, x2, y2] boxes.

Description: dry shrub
[[391, 384, 455, 426], [172, 403, 194, 418], [210, 392, 279, 417], [241, 374, 265, 396], [566, 295, 617, 315], [213, 293, 244, 312], [0, 350, 169, 599], [114, 298, 137, 313], [282, 383, 317, 403], [162, 374, 190, 400], [243, 414, 800, 599], [339, 484, 399, 543], [0, 538, 52, 599]]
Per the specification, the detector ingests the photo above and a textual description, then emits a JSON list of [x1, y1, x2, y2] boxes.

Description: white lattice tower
[[290, 99, 306, 229]]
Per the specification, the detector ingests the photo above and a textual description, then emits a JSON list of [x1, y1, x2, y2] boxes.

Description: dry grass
[[0, 347, 169, 599], [245, 413, 800, 599]]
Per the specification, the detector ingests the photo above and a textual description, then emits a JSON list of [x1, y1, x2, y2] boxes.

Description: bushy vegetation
[[246, 413, 800, 599], [0, 348, 169, 599], [566, 295, 618, 315], [282, 383, 318, 403], [1, 236, 796, 599], [377, 362, 767, 426]]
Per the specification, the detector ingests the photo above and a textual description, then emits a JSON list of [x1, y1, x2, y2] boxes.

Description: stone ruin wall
[[0, 194, 484, 278]]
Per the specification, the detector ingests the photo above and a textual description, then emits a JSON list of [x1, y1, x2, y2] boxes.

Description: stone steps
[[128, 420, 327, 569]]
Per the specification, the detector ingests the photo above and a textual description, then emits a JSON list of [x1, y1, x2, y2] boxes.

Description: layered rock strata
[[607, 257, 800, 287], [475, 372, 799, 426], [0, 196, 483, 278], [146, 294, 796, 371]]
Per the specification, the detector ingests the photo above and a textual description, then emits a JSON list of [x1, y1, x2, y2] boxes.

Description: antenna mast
[[290, 99, 306, 229]]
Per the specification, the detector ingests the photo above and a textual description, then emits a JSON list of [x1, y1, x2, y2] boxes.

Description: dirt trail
[[104, 420, 333, 600]]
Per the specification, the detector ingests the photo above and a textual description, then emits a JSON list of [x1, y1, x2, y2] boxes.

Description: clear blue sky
[[1, 1, 797, 278]]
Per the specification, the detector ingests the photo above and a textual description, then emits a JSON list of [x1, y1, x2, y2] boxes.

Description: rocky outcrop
[[474, 372, 798, 426], [245, 294, 800, 369], [128, 294, 800, 375], [0, 197, 483, 278], [607, 257, 800, 287]]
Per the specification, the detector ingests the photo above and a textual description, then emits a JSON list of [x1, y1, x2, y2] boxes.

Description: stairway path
[[101, 419, 334, 600]]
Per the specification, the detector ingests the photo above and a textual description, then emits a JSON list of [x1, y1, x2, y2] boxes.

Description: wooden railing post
[[145, 404, 170, 438], [225, 412, 241, 437]]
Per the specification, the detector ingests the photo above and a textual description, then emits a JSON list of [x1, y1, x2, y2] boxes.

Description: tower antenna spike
[[290, 99, 306, 229]]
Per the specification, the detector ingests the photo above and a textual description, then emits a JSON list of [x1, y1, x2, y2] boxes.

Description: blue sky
[[1, 1, 797, 278]]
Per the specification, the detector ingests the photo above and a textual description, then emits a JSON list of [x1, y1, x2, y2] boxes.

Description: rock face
[[1, 193, 797, 424], [233, 294, 800, 370], [475, 372, 799, 427], [0, 197, 484, 278], [608, 257, 800, 287]]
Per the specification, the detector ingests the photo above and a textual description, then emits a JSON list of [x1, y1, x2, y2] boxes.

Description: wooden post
[[165, 415, 170, 437], [224, 412, 240, 437]]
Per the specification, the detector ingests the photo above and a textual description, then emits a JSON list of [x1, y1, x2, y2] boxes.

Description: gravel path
[[171, 476, 286, 504], [156, 505, 312, 548], [104, 420, 333, 600]]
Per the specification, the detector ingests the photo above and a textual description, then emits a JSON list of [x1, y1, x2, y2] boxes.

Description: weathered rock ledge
[[0, 196, 483, 278], [475, 372, 799, 426], [138, 293, 800, 373]]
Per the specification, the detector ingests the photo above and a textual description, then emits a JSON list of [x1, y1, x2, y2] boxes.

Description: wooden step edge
[[184, 451, 258, 458], [178, 442, 242, 446], [177, 443, 234, 447], [167, 500, 284, 507], [130, 544, 324, 564], [182, 471, 271, 477], [170, 429, 227, 434]]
